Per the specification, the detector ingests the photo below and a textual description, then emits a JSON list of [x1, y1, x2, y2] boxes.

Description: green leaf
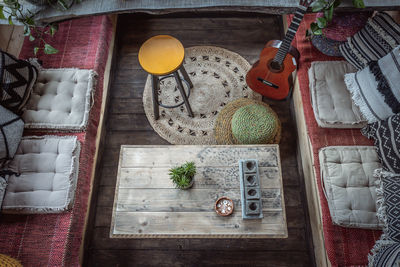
[[34, 47, 39, 55], [324, 5, 334, 21], [313, 28, 323, 35], [8, 15, 13, 25], [44, 43, 58, 54], [316, 17, 327, 28], [310, 22, 323, 35], [310, 0, 326, 12], [56, 0, 69, 10], [24, 25, 31, 36], [352, 0, 365, 8], [0, 6, 6, 20], [29, 35, 35, 41], [333, 0, 342, 7], [25, 16, 35, 26], [49, 24, 58, 36]]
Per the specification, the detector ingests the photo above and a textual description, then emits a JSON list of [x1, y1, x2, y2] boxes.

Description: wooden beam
[[79, 14, 118, 266], [283, 14, 330, 267], [24, 0, 400, 24]]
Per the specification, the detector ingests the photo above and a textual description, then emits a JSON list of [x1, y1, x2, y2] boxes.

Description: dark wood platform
[[84, 12, 315, 267]]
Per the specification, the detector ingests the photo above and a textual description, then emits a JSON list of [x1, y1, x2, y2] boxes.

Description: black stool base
[[151, 65, 194, 120]]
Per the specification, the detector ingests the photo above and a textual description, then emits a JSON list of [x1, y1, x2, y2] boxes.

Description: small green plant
[[307, 0, 365, 37], [169, 161, 196, 189]]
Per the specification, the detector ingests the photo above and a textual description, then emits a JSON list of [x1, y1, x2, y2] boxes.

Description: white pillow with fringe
[[344, 45, 400, 124], [22, 68, 97, 132]]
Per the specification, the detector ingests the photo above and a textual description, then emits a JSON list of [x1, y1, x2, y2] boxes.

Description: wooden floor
[[84, 12, 315, 267]]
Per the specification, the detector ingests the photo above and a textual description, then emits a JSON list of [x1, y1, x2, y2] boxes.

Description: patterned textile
[[0, 106, 24, 166], [322, 12, 371, 42], [142, 46, 261, 145], [344, 45, 400, 123], [382, 174, 400, 241], [0, 50, 38, 114], [0, 15, 113, 266], [311, 35, 344, 57], [339, 12, 400, 70], [370, 243, 400, 267], [368, 171, 400, 267], [290, 14, 380, 267], [362, 113, 400, 174]]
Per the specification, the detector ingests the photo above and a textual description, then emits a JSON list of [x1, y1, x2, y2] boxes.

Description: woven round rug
[[143, 46, 261, 144], [214, 98, 281, 145]]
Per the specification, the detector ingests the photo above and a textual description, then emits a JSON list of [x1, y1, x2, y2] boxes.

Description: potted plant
[[0, 0, 81, 54], [168, 161, 196, 190], [305, 0, 368, 56], [307, 0, 365, 36]]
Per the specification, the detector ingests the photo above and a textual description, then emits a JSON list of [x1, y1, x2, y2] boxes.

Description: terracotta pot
[[215, 196, 234, 216]]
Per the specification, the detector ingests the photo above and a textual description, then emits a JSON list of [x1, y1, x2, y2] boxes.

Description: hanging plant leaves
[[352, 0, 365, 8], [44, 43, 58, 54], [0, 6, 6, 20], [316, 17, 327, 28], [49, 23, 58, 36], [310, 0, 326, 12], [324, 5, 334, 21]]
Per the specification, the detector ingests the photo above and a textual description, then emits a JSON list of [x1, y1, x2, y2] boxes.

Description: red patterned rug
[[0, 15, 113, 267], [290, 14, 381, 267]]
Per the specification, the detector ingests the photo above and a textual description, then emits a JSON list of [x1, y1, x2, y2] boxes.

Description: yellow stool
[[139, 35, 194, 120]]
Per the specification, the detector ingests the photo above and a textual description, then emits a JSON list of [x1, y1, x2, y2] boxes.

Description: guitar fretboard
[[273, 6, 307, 65]]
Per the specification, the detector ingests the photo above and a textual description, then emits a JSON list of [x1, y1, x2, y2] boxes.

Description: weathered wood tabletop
[[111, 145, 287, 238]]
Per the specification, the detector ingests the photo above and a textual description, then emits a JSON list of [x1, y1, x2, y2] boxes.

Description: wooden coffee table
[[111, 145, 287, 238]]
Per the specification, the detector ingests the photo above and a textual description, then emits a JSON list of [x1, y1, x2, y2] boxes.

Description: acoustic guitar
[[246, 0, 312, 100]]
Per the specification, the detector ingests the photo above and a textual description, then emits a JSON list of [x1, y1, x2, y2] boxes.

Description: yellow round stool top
[[138, 35, 185, 76]]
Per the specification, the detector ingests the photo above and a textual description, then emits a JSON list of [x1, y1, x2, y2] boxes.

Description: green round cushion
[[231, 104, 278, 144]]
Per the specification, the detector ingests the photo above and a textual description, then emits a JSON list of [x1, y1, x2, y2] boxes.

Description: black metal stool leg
[[152, 75, 160, 120], [179, 65, 193, 88], [173, 71, 194, 117]]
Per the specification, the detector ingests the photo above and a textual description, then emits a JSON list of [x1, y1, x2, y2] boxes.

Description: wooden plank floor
[[84, 12, 315, 267]]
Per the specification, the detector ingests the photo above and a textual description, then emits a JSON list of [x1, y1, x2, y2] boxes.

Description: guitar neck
[[274, 6, 307, 64]]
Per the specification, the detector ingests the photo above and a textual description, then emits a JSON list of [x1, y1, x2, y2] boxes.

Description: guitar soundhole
[[268, 60, 283, 73]]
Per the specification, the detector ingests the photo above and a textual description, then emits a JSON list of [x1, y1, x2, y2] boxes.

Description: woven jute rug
[[143, 46, 262, 145]]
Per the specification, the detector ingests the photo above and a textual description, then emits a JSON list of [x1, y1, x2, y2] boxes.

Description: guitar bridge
[[257, 77, 279, 89]]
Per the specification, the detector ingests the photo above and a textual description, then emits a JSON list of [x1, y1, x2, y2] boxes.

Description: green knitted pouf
[[231, 104, 279, 144]]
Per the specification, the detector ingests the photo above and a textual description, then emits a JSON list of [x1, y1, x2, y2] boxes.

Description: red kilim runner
[[0, 15, 113, 267], [290, 14, 381, 267]]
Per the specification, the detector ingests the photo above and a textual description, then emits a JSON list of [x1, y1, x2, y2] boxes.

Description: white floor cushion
[[309, 61, 366, 128], [23, 68, 97, 131], [319, 146, 383, 229], [2, 135, 80, 214]]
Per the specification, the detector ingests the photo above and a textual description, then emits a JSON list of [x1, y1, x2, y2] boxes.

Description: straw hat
[[214, 98, 281, 145]]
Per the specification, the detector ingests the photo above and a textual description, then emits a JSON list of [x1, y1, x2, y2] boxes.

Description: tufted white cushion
[[23, 68, 97, 131], [319, 146, 383, 229], [1, 135, 80, 214], [309, 61, 366, 128]]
